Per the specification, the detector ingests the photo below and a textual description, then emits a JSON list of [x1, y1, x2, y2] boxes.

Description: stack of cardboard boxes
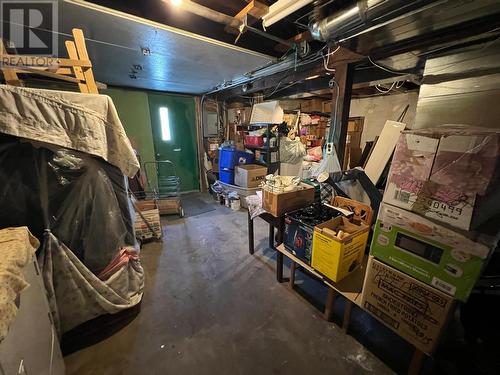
[[362, 127, 500, 354]]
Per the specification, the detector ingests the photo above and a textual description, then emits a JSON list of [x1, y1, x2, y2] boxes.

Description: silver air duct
[[310, 0, 441, 42]]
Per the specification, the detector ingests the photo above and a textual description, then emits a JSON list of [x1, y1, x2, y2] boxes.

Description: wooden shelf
[[276, 244, 366, 306]]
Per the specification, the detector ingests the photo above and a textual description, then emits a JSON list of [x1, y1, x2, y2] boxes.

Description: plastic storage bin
[[235, 150, 254, 165], [219, 169, 235, 184], [244, 135, 264, 148], [220, 148, 237, 169], [219, 148, 254, 169]]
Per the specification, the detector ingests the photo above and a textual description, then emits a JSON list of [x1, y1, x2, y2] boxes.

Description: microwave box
[[311, 216, 369, 282], [384, 127, 499, 231], [262, 183, 315, 217], [370, 203, 492, 301], [361, 257, 455, 354], [234, 164, 267, 188]]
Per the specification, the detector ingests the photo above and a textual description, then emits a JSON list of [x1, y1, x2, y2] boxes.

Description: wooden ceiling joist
[[225, 0, 269, 35]]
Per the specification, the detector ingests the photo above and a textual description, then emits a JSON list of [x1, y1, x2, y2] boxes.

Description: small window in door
[[159, 107, 172, 141]]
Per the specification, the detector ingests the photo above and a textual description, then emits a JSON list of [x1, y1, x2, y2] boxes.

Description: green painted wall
[[103, 87, 158, 189]]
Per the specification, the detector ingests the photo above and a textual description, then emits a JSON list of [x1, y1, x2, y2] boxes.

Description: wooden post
[[324, 287, 337, 321], [408, 349, 425, 375], [331, 63, 354, 166], [276, 251, 284, 283], [268, 224, 274, 249], [342, 300, 353, 333], [248, 211, 254, 255]]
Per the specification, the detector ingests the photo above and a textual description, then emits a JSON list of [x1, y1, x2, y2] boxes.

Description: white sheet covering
[[0, 227, 39, 342], [39, 232, 144, 335], [0, 85, 139, 177]]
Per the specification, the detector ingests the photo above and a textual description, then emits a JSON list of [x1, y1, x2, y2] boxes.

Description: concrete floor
[[65, 193, 394, 375]]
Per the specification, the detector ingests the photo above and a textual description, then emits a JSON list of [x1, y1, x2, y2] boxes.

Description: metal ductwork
[[310, 0, 442, 42]]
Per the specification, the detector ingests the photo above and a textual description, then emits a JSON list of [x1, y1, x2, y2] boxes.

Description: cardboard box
[[311, 217, 369, 282], [362, 257, 454, 354], [234, 164, 267, 188], [134, 200, 161, 240], [384, 128, 499, 230], [301, 99, 323, 113], [370, 203, 491, 301], [262, 183, 315, 217], [322, 101, 332, 114]]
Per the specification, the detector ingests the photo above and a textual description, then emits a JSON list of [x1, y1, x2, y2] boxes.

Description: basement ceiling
[[56, 0, 274, 93]]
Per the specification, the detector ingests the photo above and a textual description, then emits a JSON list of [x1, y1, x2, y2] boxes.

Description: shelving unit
[[240, 123, 280, 174]]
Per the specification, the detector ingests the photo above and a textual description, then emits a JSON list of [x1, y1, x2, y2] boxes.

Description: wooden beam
[[332, 63, 354, 166], [65, 40, 89, 93], [275, 30, 312, 52], [0, 40, 21, 86], [72, 28, 98, 94], [12, 68, 82, 83], [225, 0, 269, 35]]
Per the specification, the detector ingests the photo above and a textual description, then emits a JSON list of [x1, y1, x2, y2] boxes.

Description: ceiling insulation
[[54, 0, 274, 94]]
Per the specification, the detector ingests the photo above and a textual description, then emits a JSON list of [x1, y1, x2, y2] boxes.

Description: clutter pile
[[362, 126, 500, 354]]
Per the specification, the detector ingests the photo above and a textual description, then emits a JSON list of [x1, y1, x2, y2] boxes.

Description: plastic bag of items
[[279, 137, 306, 164], [261, 174, 302, 193]]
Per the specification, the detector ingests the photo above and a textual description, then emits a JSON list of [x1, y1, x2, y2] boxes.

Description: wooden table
[[276, 244, 365, 329], [247, 211, 429, 374], [247, 211, 285, 282]]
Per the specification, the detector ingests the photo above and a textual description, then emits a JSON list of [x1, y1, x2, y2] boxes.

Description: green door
[[148, 93, 199, 192]]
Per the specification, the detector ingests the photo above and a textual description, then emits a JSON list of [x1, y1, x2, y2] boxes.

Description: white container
[[230, 198, 241, 211]]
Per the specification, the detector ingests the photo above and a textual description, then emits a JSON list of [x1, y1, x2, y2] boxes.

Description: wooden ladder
[[0, 28, 98, 94]]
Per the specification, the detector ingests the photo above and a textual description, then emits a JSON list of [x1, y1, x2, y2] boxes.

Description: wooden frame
[[0, 28, 98, 94]]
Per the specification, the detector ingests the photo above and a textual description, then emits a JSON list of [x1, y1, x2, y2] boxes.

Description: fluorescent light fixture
[[160, 107, 172, 141], [262, 0, 313, 28], [170, 0, 183, 6], [305, 74, 320, 80]]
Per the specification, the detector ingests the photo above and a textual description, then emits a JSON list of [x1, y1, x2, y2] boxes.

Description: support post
[[248, 211, 254, 255], [269, 224, 274, 249], [331, 63, 354, 167], [342, 300, 353, 333], [276, 252, 284, 283], [289, 261, 296, 289], [324, 287, 337, 321], [408, 349, 425, 375]]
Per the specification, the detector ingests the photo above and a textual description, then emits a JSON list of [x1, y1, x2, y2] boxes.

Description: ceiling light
[[170, 0, 183, 6], [262, 0, 313, 28], [305, 75, 320, 81]]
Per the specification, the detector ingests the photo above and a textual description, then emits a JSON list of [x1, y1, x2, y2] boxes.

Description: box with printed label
[[370, 203, 491, 301], [262, 183, 315, 217], [384, 127, 499, 230], [234, 164, 267, 188], [361, 257, 454, 354], [311, 216, 369, 282]]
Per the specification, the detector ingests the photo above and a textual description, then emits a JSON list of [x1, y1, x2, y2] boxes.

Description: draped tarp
[[0, 87, 144, 336], [0, 85, 139, 177]]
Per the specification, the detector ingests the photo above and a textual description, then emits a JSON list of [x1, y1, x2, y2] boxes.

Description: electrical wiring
[[368, 56, 411, 76], [375, 81, 399, 93], [323, 45, 341, 72]]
